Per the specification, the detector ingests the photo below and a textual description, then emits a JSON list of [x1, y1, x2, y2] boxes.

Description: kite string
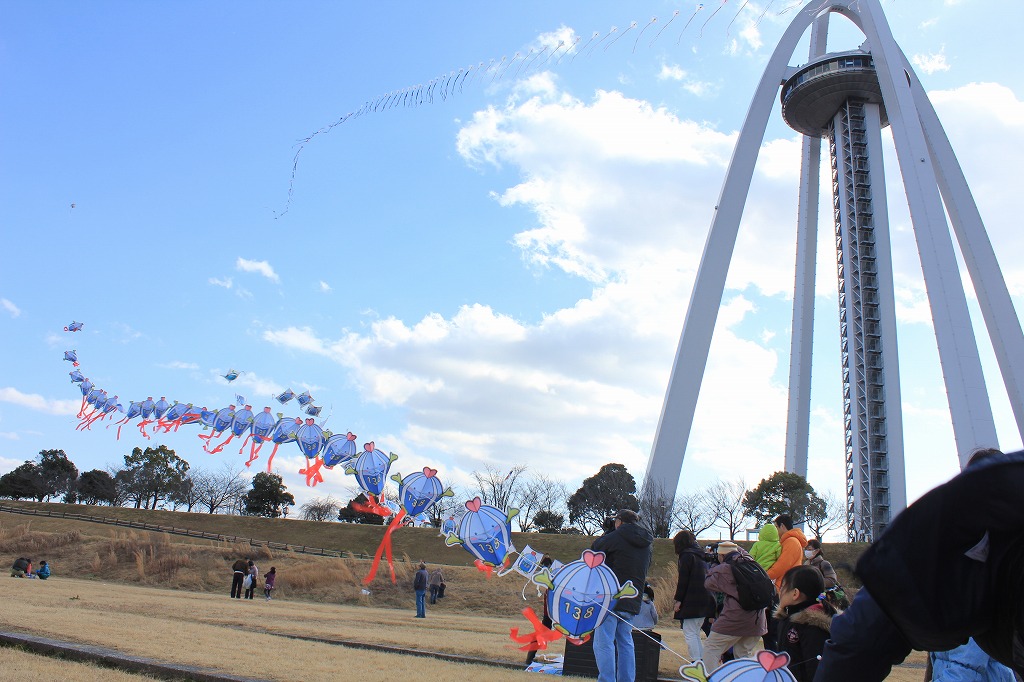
[[650, 10, 679, 47]]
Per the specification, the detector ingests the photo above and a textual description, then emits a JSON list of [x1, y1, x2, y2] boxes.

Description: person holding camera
[[591, 509, 654, 682]]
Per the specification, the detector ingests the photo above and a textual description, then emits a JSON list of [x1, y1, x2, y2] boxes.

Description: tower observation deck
[[644, 0, 1024, 546], [781, 51, 902, 540]]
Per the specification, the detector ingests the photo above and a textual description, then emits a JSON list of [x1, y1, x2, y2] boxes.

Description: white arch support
[[647, 0, 1017, 524]]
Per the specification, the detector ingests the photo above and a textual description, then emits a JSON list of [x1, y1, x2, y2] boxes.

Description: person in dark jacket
[[230, 557, 248, 598], [776, 566, 835, 682], [815, 448, 1024, 681], [10, 557, 30, 578], [673, 530, 716, 662], [591, 508, 654, 682], [413, 562, 428, 618]]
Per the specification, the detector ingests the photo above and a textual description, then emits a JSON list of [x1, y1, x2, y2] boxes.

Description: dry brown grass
[[0, 646, 159, 680], [0, 508, 926, 680]]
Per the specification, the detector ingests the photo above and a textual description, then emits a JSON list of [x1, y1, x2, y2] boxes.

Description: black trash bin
[[562, 630, 662, 681]]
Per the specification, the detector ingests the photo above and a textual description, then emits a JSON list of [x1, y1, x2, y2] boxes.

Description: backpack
[[728, 554, 776, 611]]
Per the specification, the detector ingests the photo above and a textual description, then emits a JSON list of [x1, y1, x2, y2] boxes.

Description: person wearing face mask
[[803, 539, 838, 590]]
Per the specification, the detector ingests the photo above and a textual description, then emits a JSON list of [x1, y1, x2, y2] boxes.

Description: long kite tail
[[363, 509, 406, 585]]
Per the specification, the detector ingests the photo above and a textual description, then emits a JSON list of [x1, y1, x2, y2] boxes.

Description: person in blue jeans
[[591, 509, 654, 682], [413, 562, 428, 618]]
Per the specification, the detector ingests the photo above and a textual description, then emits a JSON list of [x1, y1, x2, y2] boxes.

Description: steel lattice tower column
[[644, 0, 1024, 540]]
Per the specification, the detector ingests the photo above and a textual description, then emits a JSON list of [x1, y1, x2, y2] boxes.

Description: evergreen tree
[[241, 472, 295, 518]]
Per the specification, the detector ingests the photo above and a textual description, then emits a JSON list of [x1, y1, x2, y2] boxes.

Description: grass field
[[0, 502, 923, 680]]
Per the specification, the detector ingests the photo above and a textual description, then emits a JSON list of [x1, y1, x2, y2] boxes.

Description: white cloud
[[657, 63, 717, 98], [159, 361, 199, 370], [236, 258, 280, 283], [658, 64, 686, 81], [0, 432, 19, 440], [1, 298, 21, 317], [319, 281, 332, 293], [912, 51, 950, 75], [0, 387, 79, 415], [259, 76, 1024, 498], [209, 276, 233, 288]]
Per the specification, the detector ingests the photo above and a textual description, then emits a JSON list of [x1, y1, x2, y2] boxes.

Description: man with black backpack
[[702, 542, 772, 672]]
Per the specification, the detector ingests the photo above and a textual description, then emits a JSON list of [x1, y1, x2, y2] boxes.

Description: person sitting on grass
[[36, 560, 51, 580], [10, 557, 31, 578]]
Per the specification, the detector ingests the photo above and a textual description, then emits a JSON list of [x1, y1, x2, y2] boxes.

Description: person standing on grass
[[702, 542, 768, 673], [230, 557, 248, 598], [413, 562, 429, 618], [673, 530, 716, 663], [590, 508, 654, 682], [428, 566, 445, 604], [263, 567, 276, 600], [245, 560, 259, 600]]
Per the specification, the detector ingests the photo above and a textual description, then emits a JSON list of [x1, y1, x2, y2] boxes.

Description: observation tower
[[644, 0, 1024, 541]]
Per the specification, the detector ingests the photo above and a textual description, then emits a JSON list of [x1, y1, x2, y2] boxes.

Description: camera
[[602, 516, 617, 534]]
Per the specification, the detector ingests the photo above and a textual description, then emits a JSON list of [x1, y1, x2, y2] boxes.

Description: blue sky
[[2, 0, 1022, 520]]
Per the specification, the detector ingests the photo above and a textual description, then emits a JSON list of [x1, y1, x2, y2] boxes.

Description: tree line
[[0, 448, 295, 519], [1, 450, 845, 538], [305, 462, 846, 540]]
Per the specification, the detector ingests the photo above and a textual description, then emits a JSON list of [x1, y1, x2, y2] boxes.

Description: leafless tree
[[637, 479, 673, 538], [671, 488, 717, 538], [195, 463, 249, 514], [299, 495, 341, 522], [708, 477, 752, 541], [517, 474, 569, 532], [469, 464, 528, 511], [806, 490, 848, 540], [429, 485, 464, 527]]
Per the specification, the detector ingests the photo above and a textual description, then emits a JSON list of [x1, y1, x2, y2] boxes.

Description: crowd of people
[[668, 446, 1024, 681]]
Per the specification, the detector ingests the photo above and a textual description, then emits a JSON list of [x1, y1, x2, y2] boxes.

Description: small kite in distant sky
[[296, 390, 314, 406], [275, 389, 295, 404], [63, 350, 79, 366], [222, 369, 242, 382], [65, 321, 83, 332]]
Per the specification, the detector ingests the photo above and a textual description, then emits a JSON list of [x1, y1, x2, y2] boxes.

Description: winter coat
[[231, 559, 247, 573], [633, 598, 659, 630], [778, 601, 831, 682], [428, 569, 444, 587], [36, 563, 51, 580], [11, 558, 29, 573], [929, 638, 1017, 682], [807, 553, 838, 589], [413, 568, 428, 591], [855, 448, 1024, 663], [673, 545, 716, 620], [768, 527, 808, 589], [264, 572, 276, 589], [749, 524, 782, 571], [704, 549, 768, 637], [591, 521, 654, 615]]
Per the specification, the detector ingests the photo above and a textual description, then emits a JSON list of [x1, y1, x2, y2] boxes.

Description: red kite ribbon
[[510, 607, 562, 651], [363, 508, 406, 585]]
